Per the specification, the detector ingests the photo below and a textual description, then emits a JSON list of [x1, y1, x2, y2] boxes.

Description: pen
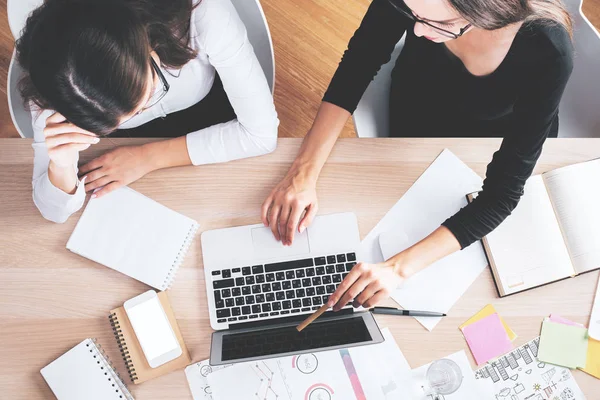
[[371, 307, 446, 317]]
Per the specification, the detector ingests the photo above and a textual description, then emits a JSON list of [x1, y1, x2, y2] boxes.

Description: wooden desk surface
[[1, 138, 599, 399]]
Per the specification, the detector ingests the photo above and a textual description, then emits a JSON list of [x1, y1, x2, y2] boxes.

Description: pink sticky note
[[549, 314, 584, 328], [462, 313, 513, 365]]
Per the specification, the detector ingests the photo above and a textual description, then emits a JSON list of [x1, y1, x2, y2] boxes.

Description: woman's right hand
[[261, 166, 319, 246], [44, 112, 99, 168]]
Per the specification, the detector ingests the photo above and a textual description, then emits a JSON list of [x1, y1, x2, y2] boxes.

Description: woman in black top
[[262, 0, 574, 310]]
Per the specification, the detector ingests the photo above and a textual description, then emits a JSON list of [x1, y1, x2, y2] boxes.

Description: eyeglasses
[[387, 0, 472, 39], [142, 58, 170, 110]]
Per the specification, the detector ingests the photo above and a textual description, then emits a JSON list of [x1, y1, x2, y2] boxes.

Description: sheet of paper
[[462, 313, 513, 366], [543, 158, 600, 274], [360, 149, 487, 331], [538, 319, 589, 369], [546, 314, 600, 379], [475, 337, 587, 400], [185, 361, 233, 400], [582, 338, 600, 379], [397, 350, 490, 400], [483, 176, 574, 295], [207, 328, 411, 400], [549, 314, 584, 327], [460, 304, 517, 342]]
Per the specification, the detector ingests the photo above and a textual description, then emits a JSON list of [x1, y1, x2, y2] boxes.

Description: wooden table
[[1, 138, 598, 399]]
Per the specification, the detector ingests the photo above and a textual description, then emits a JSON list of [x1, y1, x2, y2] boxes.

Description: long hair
[[448, 0, 573, 37], [16, 0, 197, 135]]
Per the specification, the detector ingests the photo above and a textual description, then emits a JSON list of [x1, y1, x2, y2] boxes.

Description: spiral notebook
[[109, 291, 191, 384], [41, 338, 134, 400], [67, 186, 198, 290]]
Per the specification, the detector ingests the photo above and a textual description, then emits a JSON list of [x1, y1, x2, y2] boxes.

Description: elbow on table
[[33, 195, 72, 224]]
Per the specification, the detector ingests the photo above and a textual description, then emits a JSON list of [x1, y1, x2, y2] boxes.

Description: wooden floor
[[1, 0, 599, 138]]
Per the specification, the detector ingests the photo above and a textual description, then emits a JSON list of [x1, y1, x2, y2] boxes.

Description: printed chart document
[[202, 328, 410, 400], [472, 158, 600, 296], [362, 149, 488, 330], [475, 338, 586, 400]]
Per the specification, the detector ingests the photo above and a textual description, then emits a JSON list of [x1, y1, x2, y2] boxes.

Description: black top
[[323, 0, 573, 249]]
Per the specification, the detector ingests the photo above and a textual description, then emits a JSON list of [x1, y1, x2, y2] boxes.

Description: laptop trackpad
[[251, 227, 310, 260]]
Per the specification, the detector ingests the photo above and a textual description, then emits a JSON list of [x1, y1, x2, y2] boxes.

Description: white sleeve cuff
[[32, 172, 87, 223]]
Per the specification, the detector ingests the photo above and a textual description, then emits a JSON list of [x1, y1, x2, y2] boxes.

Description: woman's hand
[[79, 145, 153, 198], [327, 261, 406, 311], [45, 113, 99, 168], [261, 166, 319, 246]]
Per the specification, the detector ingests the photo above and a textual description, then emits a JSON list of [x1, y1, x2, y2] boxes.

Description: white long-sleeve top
[[31, 0, 279, 223]]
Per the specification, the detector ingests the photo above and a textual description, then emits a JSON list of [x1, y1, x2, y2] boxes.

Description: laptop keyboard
[[211, 252, 357, 324]]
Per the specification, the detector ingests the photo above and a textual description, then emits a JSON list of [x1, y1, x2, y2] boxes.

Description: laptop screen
[[220, 315, 372, 361]]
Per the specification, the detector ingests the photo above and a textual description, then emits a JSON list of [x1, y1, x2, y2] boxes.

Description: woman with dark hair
[[18, 0, 278, 223], [262, 0, 573, 309]]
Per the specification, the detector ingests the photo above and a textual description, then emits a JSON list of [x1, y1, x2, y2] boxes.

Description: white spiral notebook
[[67, 186, 198, 290], [41, 338, 134, 400]]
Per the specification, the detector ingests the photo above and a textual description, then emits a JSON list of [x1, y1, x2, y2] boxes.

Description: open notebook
[[41, 338, 134, 400], [67, 187, 198, 290], [469, 158, 600, 297]]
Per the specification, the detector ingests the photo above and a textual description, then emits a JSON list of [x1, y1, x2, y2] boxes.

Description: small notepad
[[67, 187, 198, 290], [41, 338, 133, 400], [461, 313, 513, 365], [538, 319, 588, 369]]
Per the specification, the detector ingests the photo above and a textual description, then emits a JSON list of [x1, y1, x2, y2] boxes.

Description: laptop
[[202, 212, 384, 365]]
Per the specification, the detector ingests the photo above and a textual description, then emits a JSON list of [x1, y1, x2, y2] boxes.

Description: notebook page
[[543, 159, 600, 274], [41, 339, 132, 400], [67, 187, 197, 289], [483, 176, 573, 295]]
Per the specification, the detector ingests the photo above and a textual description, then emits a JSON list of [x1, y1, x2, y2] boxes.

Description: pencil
[[296, 304, 329, 332]]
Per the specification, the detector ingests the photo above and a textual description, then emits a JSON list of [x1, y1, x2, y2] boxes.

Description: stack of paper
[[538, 318, 589, 369], [460, 305, 515, 366], [542, 314, 600, 379], [475, 337, 587, 399], [185, 328, 412, 400], [361, 149, 488, 331]]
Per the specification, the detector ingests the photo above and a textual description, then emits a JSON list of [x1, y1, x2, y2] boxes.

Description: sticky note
[[549, 314, 584, 327], [460, 304, 517, 341], [581, 338, 600, 379], [461, 313, 513, 365], [538, 320, 588, 369]]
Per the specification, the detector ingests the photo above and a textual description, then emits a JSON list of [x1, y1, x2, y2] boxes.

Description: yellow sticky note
[[581, 337, 600, 379], [460, 304, 517, 342]]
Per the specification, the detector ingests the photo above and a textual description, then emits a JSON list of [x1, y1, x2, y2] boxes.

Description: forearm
[[48, 161, 78, 194], [144, 136, 192, 171], [291, 102, 351, 181], [385, 226, 461, 278]]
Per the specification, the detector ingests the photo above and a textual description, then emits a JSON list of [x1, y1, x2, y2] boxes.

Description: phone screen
[[127, 296, 179, 360]]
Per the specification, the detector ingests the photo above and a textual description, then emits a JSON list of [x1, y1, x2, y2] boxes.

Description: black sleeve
[[322, 0, 409, 113], [442, 52, 574, 249]]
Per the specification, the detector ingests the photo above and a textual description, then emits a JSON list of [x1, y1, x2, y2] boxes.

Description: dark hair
[[448, 0, 572, 36], [16, 0, 198, 135]]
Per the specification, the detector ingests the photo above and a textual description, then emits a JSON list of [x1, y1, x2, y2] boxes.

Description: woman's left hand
[[327, 261, 405, 311], [79, 145, 153, 198]]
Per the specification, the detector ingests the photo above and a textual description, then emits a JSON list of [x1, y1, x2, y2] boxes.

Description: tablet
[[210, 311, 384, 366]]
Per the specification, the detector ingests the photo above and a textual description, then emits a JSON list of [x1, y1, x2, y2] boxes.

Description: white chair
[[7, 0, 42, 138], [352, 36, 405, 138], [353, 2, 600, 138], [6, 0, 276, 138], [558, 0, 600, 137]]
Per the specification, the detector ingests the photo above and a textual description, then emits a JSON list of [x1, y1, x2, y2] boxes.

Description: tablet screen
[[220, 315, 372, 362]]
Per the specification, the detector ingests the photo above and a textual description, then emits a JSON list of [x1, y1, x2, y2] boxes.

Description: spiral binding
[[87, 338, 133, 400], [108, 313, 138, 383], [161, 222, 199, 290]]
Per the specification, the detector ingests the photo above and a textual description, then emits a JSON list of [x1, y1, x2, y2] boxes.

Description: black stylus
[[371, 307, 446, 317]]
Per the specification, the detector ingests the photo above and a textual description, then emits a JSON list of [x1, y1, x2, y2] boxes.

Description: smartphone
[[124, 290, 182, 368]]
